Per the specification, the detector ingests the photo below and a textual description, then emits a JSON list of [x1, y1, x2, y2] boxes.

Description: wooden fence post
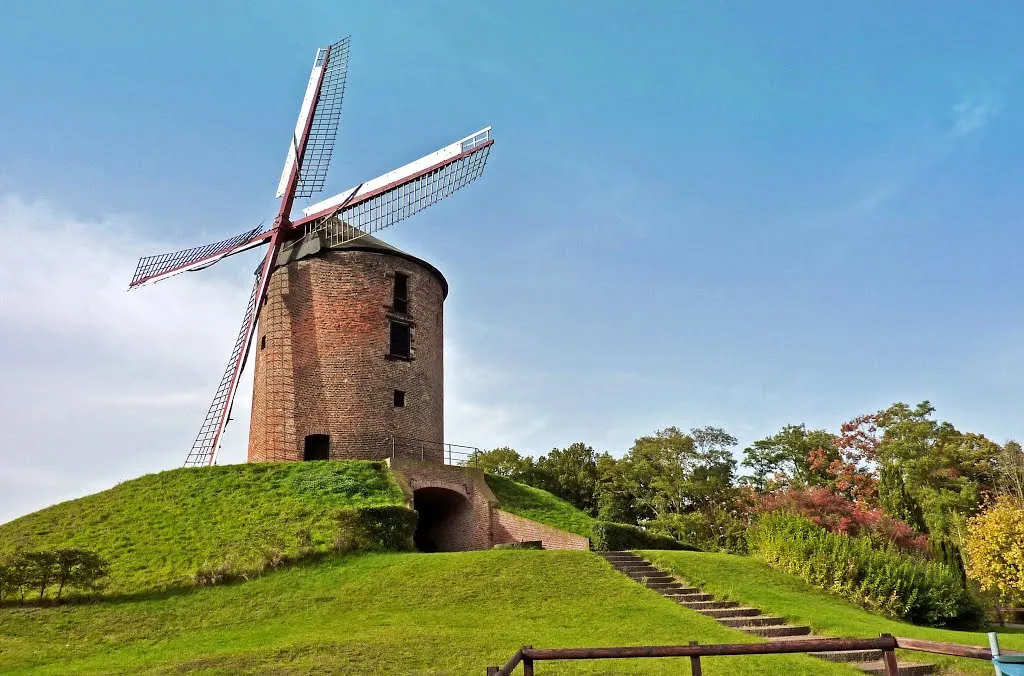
[[880, 634, 899, 676], [689, 641, 703, 676]]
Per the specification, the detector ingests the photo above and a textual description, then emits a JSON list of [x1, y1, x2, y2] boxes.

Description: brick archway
[[413, 487, 471, 552]]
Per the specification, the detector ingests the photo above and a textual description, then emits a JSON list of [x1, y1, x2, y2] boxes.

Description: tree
[[996, 440, 1024, 505], [53, 548, 108, 600], [742, 424, 838, 491], [688, 426, 738, 511], [873, 402, 1000, 537], [7, 552, 32, 601], [533, 443, 601, 515], [964, 496, 1024, 605], [467, 447, 534, 481], [878, 463, 926, 533], [23, 551, 58, 600], [595, 453, 643, 525], [824, 412, 881, 504]]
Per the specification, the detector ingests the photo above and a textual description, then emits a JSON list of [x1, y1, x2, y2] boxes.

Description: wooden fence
[[485, 633, 1011, 675], [997, 607, 1024, 626]]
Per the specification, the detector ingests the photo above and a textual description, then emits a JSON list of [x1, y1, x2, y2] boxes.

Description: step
[[851, 661, 938, 676], [670, 592, 715, 602], [618, 565, 663, 574], [623, 570, 672, 579], [741, 624, 811, 638], [680, 600, 738, 610], [661, 588, 704, 597], [628, 572, 673, 579], [646, 582, 688, 592], [697, 606, 760, 619], [718, 615, 786, 628], [812, 649, 883, 663]]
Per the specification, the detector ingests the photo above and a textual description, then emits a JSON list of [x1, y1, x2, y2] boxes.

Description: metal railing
[[389, 436, 480, 466], [486, 634, 1022, 675]]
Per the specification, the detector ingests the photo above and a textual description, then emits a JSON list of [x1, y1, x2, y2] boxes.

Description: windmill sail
[[293, 127, 492, 247], [184, 255, 273, 467], [276, 36, 351, 200], [129, 225, 270, 288]]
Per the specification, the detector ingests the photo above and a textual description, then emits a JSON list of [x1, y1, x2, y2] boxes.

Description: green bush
[[333, 506, 417, 553], [747, 512, 983, 627], [591, 521, 700, 552], [644, 510, 748, 554]]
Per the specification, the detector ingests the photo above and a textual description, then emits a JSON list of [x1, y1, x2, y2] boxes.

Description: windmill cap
[[275, 225, 448, 298]]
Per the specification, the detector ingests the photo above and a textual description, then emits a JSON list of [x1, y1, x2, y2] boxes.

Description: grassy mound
[[0, 550, 862, 675], [644, 550, 1024, 676], [0, 461, 405, 594], [484, 474, 594, 537]]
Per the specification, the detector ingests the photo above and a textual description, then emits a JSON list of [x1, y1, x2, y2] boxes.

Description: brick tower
[[247, 226, 446, 463]]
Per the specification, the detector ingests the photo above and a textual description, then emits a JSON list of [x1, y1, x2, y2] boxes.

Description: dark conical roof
[[275, 225, 448, 298]]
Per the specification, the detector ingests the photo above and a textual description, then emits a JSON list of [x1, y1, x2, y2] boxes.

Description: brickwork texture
[[387, 460, 590, 552], [248, 247, 445, 462]]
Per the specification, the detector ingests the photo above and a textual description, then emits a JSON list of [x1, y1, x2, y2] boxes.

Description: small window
[[389, 322, 411, 359], [303, 434, 329, 461], [394, 390, 406, 407], [393, 273, 409, 314], [260, 336, 267, 350]]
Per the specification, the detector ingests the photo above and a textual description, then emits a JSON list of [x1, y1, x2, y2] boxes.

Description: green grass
[[644, 550, 1024, 675], [0, 461, 405, 594], [0, 550, 863, 675], [484, 474, 595, 538]]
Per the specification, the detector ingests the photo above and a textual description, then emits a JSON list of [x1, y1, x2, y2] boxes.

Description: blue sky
[[2, 2, 1023, 521]]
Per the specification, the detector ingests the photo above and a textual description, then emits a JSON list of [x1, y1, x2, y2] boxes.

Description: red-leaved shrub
[[756, 486, 930, 555]]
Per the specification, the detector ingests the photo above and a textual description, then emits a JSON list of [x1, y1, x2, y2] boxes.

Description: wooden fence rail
[[997, 607, 1024, 626], [486, 633, 1021, 675]]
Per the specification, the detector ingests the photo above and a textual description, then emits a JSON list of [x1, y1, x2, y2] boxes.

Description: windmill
[[128, 36, 493, 467]]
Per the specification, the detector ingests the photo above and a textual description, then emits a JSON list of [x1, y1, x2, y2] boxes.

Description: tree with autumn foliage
[[964, 496, 1024, 606], [741, 424, 838, 491]]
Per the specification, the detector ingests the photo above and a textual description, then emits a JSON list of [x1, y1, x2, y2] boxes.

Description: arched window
[[303, 434, 330, 461]]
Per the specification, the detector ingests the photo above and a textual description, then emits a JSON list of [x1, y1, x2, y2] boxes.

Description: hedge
[[333, 506, 417, 553], [748, 511, 983, 627], [591, 521, 700, 552]]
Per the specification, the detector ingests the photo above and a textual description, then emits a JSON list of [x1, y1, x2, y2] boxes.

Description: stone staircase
[[600, 551, 938, 676]]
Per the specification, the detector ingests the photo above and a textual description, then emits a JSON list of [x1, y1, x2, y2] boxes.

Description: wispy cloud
[[951, 97, 998, 138], [849, 94, 1000, 216], [0, 195, 257, 523]]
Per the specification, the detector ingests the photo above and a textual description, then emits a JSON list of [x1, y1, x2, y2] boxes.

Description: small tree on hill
[[24, 550, 59, 600], [54, 548, 109, 600]]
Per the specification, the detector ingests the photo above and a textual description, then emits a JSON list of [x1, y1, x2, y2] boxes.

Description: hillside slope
[[0, 550, 861, 675], [484, 473, 594, 538], [645, 550, 1024, 676], [0, 461, 405, 593]]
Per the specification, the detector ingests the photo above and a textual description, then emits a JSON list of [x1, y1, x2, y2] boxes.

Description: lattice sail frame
[[298, 128, 492, 248], [276, 36, 350, 200], [129, 225, 269, 288], [183, 260, 268, 467], [295, 37, 350, 198]]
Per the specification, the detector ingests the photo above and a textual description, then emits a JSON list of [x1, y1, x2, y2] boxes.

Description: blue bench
[[991, 632, 1024, 676]]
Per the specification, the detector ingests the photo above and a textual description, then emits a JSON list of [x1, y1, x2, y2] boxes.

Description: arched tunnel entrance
[[413, 487, 472, 552]]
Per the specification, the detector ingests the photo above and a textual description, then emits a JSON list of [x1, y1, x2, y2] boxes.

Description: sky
[[2, 1, 1023, 523]]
